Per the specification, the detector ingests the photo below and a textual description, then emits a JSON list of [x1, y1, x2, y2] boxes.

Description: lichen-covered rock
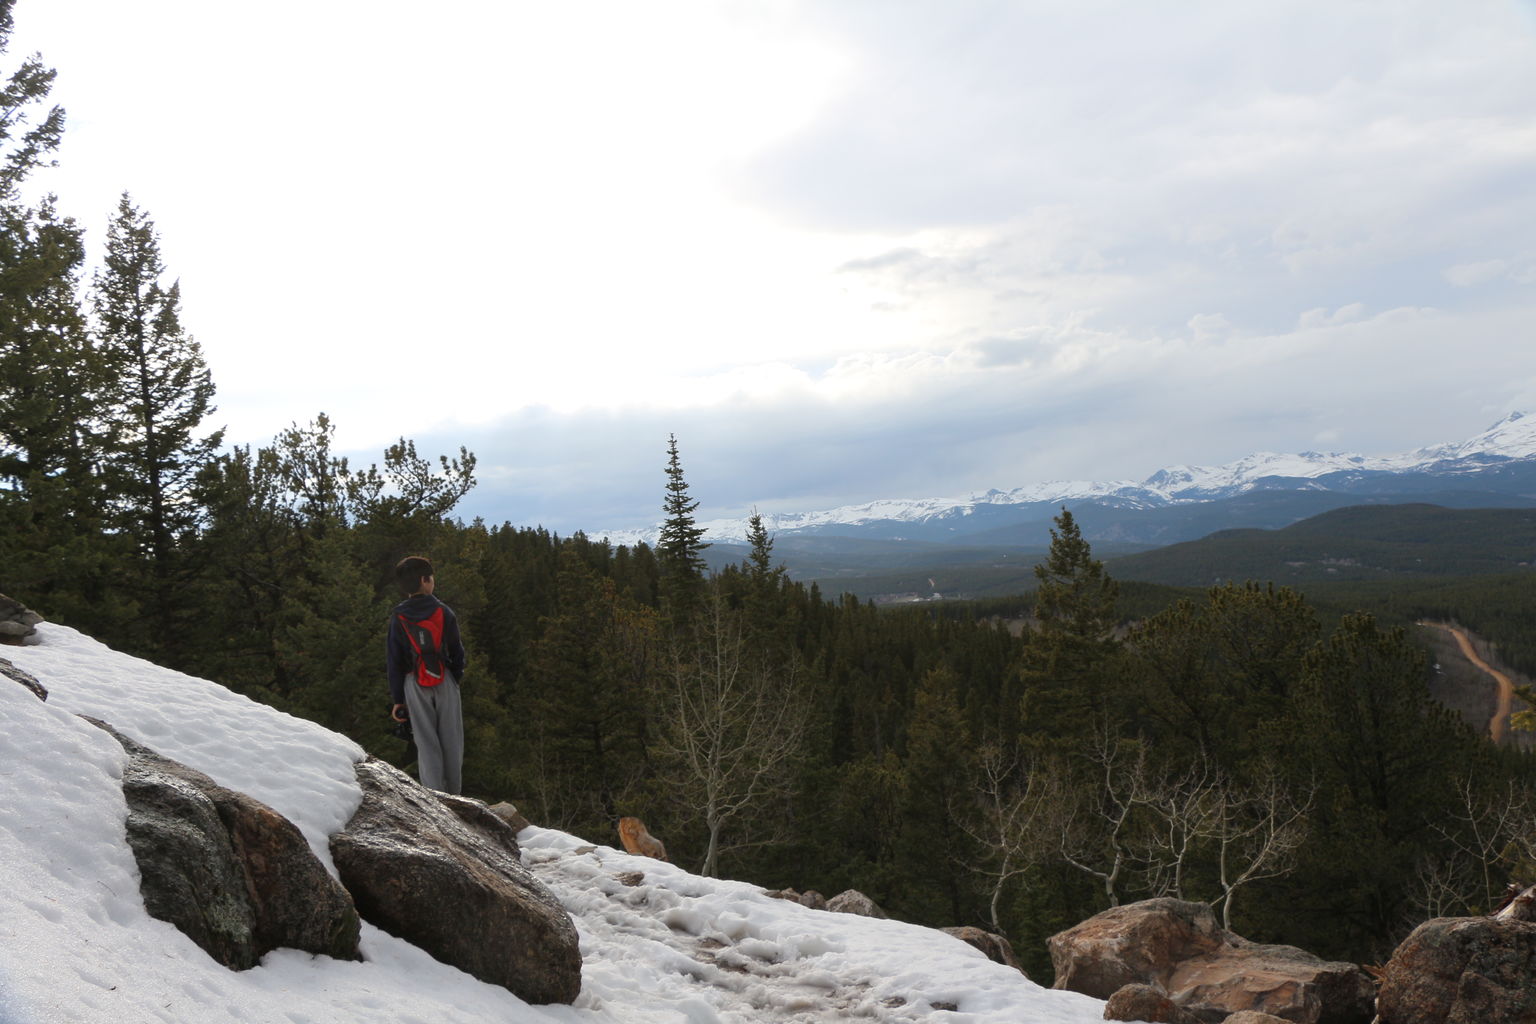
[[86, 717, 360, 970], [828, 889, 888, 919], [1050, 898, 1373, 1024], [943, 926, 1025, 974], [330, 757, 582, 1004], [1375, 913, 1536, 1024]]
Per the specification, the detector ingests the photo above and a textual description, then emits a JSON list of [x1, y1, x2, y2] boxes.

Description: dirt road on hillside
[[1421, 622, 1515, 744]]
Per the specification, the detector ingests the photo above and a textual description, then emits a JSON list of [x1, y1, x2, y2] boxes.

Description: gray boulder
[[765, 887, 830, 910], [942, 926, 1025, 974], [87, 718, 360, 970], [1050, 898, 1374, 1024], [330, 757, 582, 1004], [0, 593, 42, 645], [1, 657, 46, 700], [1374, 910, 1536, 1024], [436, 791, 522, 859], [828, 889, 889, 919]]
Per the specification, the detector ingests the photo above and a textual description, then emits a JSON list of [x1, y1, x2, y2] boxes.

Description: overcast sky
[[12, 0, 1536, 532]]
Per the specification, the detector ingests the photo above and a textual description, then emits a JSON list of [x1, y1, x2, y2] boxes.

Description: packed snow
[[0, 624, 1107, 1024], [602, 411, 1536, 545]]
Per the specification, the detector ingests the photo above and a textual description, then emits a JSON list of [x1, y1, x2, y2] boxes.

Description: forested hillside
[[1108, 504, 1536, 586], [4, 5, 1535, 981]]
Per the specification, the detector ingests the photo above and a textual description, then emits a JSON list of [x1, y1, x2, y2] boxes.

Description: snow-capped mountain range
[[601, 413, 1536, 548]]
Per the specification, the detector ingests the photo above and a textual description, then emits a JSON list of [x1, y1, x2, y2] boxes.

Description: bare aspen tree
[[1206, 764, 1312, 929], [1054, 725, 1155, 908], [658, 593, 807, 877], [960, 745, 1054, 932], [1426, 775, 1536, 915], [1136, 757, 1223, 901], [1131, 754, 1311, 927]]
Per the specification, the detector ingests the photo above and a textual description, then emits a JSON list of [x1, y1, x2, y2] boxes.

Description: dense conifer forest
[[4, 0, 1535, 979]]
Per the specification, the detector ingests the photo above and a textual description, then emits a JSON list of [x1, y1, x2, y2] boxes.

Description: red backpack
[[398, 607, 446, 687]]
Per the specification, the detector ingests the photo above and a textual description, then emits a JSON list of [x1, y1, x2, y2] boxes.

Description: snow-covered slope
[[603, 413, 1536, 545], [0, 625, 1105, 1024]]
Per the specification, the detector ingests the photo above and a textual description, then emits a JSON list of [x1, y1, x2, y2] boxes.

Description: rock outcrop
[[330, 757, 582, 1005], [1374, 905, 1536, 1024], [86, 718, 360, 970], [0, 593, 42, 645], [1, 657, 46, 700], [942, 926, 1025, 973], [828, 889, 889, 919], [1050, 898, 1374, 1024]]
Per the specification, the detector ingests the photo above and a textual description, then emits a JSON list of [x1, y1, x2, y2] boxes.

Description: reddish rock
[[487, 800, 531, 833], [1050, 898, 1374, 1024], [1049, 898, 1224, 998], [1102, 982, 1200, 1022]]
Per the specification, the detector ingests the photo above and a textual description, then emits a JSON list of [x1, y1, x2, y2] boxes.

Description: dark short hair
[[394, 555, 434, 595]]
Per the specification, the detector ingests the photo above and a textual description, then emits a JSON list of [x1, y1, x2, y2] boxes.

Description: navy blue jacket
[[386, 594, 467, 706]]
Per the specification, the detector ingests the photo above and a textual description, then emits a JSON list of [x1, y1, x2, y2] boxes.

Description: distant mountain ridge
[[601, 413, 1536, 549]]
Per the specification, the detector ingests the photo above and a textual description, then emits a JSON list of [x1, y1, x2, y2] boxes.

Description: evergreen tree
[[744, 510, 778, 582], [1032, 507, 1119, 644], [0, 0, 65, 200], [0, 18, 122, 628], [1019, 507, 1120, 735], [521, 548, 657, 831], [656, 433, 708, 622], [1286, 613, 1477, 956], [92, 193, 223, 643], [894, 666, 981, 924]]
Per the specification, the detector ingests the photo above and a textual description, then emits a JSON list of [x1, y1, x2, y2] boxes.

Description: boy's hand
[[391, 703, 408, 722]]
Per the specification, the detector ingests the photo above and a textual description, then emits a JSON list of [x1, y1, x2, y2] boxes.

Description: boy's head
[[394, 555, 435, 596]]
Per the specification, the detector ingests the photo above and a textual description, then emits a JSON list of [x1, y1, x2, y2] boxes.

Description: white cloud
[[8, 0, 1536, 530], [1445, 260, 1511, 287]]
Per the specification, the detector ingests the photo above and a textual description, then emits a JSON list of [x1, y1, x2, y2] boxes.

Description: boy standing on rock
[[387, 555, 467, 794]]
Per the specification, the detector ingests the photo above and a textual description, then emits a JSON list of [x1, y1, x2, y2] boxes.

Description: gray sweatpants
[[403, 671, 463, 794]]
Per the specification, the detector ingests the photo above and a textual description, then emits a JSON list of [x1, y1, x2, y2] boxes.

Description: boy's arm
[[443, 606, 468, 680], [385, 615, 409, 707]]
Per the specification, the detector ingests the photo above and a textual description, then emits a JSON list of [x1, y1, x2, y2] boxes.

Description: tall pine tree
[[92, 193, 222, 641], [0, 8, 123, 628], [1019, 507, 1121, 738], [657, 433, 708, 624]]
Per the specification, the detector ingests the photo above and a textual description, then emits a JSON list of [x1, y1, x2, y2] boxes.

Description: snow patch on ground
[[0, 624, 1106, 1023]]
